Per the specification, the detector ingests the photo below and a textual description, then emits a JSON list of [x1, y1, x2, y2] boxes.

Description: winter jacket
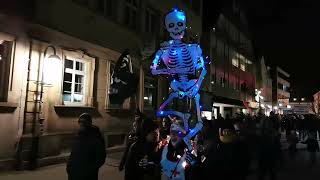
[[305, 139, 320, 152], [67, 125, 106, 180], [125, 140, 162, 180]]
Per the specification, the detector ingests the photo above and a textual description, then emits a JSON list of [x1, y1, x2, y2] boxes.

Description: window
[[232, 57, 239, 67], [240, 61, 246, 71], [63, 58, 86, 104], [89, 0, 104, 13], [144, 78, 156, 110], [0, 40, 13, 102], [278, 72, 290, 82], [277, 83, 283, 91], [105, 0, 113, 17], [220, 77, 226, 88], [182, 0, 190, 7], [125, 0, 139, 30], [73, 0, 88, 6], [191, 0, 201, 14], [73, 0, 115, 18], [145, 8, 157, 33], [211, 74, 216, 85]]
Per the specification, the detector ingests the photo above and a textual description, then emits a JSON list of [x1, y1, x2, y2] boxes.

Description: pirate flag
[[109, 49, 138, 105]]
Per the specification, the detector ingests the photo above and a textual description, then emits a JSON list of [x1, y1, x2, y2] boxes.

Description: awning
[[212, 95, 245, 107]]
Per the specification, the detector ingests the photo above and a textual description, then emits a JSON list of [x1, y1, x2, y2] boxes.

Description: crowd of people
[[65, 110, 320, 180]]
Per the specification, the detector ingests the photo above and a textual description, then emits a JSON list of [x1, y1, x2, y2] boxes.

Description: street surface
[[0, 140, 319, 180]]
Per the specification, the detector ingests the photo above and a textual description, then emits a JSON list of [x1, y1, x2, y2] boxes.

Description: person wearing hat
[[66, 113, 106, 180], [201, 121, 241, 180], [124, 118, 161, 180]]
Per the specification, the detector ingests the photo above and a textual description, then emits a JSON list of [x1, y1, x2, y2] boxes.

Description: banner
[[109, 49, 138, 105]]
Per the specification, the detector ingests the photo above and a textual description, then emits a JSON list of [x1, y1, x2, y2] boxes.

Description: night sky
[[204, 0, 320, 100]]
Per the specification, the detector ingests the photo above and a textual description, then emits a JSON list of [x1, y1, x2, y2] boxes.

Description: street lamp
[[29, 45, 61, 170]]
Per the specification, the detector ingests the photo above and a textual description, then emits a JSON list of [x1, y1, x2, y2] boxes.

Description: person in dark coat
[[119, 109, 144, 171], [66, 113, 106, 180], [201, 121, 241, 180], [257, 119, 279, 180], [303, 131, 320, 166], [124, 118, 161, 180]]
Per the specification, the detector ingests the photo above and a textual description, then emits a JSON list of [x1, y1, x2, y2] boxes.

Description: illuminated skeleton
[[150, 9, 207, 151]]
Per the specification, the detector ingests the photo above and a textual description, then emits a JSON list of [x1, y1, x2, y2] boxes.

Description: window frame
[[0, 33, 15, 102], [143, 76, 156, 110], [62, 50, 95, 106], [124, 0, 139, 30], [145, 8, 157, 33]]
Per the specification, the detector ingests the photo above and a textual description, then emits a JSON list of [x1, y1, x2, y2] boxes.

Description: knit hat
[[141, 118, 158, 137], [78, 113, 92, 126]]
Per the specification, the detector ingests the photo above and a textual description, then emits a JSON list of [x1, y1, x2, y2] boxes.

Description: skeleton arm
[[187, 46, 207, 97], [195, 45, 207, 86], [151, 49, 171, 75]]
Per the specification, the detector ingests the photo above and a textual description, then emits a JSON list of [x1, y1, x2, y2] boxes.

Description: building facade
[[271, 66, 290, 113], [313, 91, 320, 115], [201, 0, 257, 119], [0, 0, 203, 170], [256, 56, 273, 115]]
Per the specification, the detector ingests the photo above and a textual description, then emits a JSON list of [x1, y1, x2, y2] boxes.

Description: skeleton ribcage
[[165, 43, 195, 80]]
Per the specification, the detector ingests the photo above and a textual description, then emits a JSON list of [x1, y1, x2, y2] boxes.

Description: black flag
[[109, 49, 138, 105]]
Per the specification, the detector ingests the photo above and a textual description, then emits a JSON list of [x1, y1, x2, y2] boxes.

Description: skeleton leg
[[157, 91, 179, 117], [183, 93, 203, 151], [157, 91, 191, 131]]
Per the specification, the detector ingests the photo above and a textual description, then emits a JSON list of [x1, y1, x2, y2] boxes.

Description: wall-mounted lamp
[[42, 45, 61, 86]]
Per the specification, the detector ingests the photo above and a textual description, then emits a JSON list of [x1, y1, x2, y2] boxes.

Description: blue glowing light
[[176, 12, 186, 21], [160, 111, 164, 115]]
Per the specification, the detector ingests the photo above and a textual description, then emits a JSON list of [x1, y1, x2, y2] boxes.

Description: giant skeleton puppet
[[151, 9, 206, 151], [151, 8, 206, 175]]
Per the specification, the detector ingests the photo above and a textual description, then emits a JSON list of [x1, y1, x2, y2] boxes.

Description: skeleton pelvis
[[170, 79, 197, 93]]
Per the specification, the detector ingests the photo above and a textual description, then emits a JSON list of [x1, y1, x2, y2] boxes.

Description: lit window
[[240, 62, 246, 71], [63, 59, 86, 104], [144, 80, 156, 109], [232, 58, 239, 67]]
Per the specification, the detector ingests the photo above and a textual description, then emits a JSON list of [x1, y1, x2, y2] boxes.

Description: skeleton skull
[[165, 9, 186, 40]]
